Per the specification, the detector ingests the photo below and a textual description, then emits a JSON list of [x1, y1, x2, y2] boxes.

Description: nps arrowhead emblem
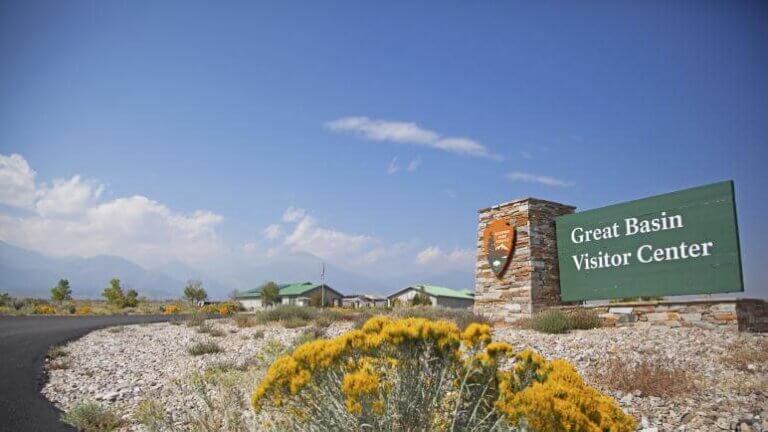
[[483, 219, 515, 278]]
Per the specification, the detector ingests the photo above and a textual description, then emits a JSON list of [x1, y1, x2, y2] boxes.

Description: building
[[234, 282, 344, 310], [342, 294, 387, 308], [387, 284, 475, 309]]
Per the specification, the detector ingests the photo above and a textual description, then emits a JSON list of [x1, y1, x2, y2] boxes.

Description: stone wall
[[554, 299, 768, 332], [474, 198, 574, 323]]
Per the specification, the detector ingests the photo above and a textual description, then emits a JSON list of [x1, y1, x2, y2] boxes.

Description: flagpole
[[321, 262, 325, 308]]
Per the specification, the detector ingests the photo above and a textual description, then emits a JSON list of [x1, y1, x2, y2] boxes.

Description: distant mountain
[[0, 241, 183, 299], [0, 240, 475, 300]]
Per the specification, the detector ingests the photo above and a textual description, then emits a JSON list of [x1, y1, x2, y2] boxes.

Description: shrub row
[[528, 309, 602, 334]]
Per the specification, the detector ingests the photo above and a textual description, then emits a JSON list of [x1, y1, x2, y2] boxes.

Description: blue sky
[[1, 1, 766, 297]]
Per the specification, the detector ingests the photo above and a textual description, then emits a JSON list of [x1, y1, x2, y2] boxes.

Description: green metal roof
[[277, 282, 318, 296], [408, 284, 474, 300], [234, 282, 321, 299]]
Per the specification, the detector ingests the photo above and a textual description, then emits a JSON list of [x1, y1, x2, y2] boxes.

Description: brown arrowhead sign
[[483, 219, 515, 277]]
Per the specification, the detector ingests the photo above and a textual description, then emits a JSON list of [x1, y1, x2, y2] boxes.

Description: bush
[[162, 304, 181, 314], [62, 402, 124, 432], [234, 314, 257, 328], [282, 317, 309, 328], [255, 305, 317, 323], [34, 304, 56, 315], [134, 399, 167, 432], [392, 306, 491, 331], [47, 345, 68, 359], [566, 308, 602, 330], [218, 302, 240, 316], [253, 330, 265, 339], [75, 306, 92, 315], [188, 341, 223, 356], [530, 310, 570, 334], [186, 313, 207, 327], [209, 327, 226, 338], [252, 316, 636, 431], [0, 292, 10, 307]]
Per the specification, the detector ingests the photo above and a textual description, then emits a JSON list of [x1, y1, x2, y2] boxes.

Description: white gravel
[[43, 318, 767, 431], [495, 325, 768, 431]]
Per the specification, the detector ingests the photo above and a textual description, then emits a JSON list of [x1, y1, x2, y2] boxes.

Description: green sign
[[556, 181, 743, 301]]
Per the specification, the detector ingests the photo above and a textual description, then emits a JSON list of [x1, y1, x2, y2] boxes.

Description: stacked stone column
[[474, 198, 575, 323]]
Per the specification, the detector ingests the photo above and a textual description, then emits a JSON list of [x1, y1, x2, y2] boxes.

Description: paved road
[[0, 314, 176, 431]]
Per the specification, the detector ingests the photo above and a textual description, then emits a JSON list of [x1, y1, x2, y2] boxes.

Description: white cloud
[[262, 224, 282, 240], [284, 211, 376, 260], [326, 116, 438, 144], [0, 153, 224, 266], [387, 156, 399, 174], [282, 207, 307, 223], [36, 175, 104, 216], [416, 246, 474, 269], [0, 153, 37, 208], [407, 157, 421, 172], [326, 116, 501, 160], [506, 171, 573, 187]]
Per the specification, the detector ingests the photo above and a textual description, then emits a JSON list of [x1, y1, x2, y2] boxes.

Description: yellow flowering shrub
[[74, 306, 92, 315], [34, 304, 56, 315], [251, 316, 635, 431], [162, 304, 181, 314], [218, 302, 239, 316]]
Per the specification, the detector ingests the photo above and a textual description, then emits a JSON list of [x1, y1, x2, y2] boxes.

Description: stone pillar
[[474, 198, 575, 323]]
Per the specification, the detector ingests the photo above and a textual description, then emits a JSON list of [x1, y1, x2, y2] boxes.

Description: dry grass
[[722, 337, 768, 372], [188, 341, 223, 356], [233, 314, 257, 328], [282, 317, 309, 328], [592, 357, 698, 398]]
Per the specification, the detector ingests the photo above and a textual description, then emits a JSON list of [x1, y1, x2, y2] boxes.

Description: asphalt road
[[0, 314, 176, 431]]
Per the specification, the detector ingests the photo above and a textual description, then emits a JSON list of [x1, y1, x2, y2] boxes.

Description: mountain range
[[0, 241, 474, 300]]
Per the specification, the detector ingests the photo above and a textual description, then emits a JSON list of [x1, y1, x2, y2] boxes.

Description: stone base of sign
[[474, 197, 576, 323], [552, 298, 768, 332]]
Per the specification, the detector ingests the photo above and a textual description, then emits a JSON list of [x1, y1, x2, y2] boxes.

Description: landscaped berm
[[42, 305, 768, 431]]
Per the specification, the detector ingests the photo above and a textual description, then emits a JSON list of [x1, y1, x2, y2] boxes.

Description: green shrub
[[282, 317, 309, 328], [188, 341, 223, 356], [566, 308, 602, 330], [255, 305, 318, 323], [530, 310, 570, 334], [315, 314, 333, 328], [186, 313, 207, 327], [134, 399, 167, 432], [208, 327, 226, 337], [47, 345, 68, 360], [292, 327, 325, 348], [62, 402, 124, 432], [233, 314, 257, 328], [0, 292, 11, 307]]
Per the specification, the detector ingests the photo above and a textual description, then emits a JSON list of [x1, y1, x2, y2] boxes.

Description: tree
[[102, 278, 125, 307], [411, 289, 432, 306], [123, 289, 139, 308], [51, 279, 73, 303], [183, 280, 208, 303], [259, 281, 280, 306], [0, 292, 10, 307]]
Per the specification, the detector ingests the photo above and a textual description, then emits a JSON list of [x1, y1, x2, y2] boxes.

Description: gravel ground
[[494, 325, 768, 432], [43, 319, 766, 431]]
